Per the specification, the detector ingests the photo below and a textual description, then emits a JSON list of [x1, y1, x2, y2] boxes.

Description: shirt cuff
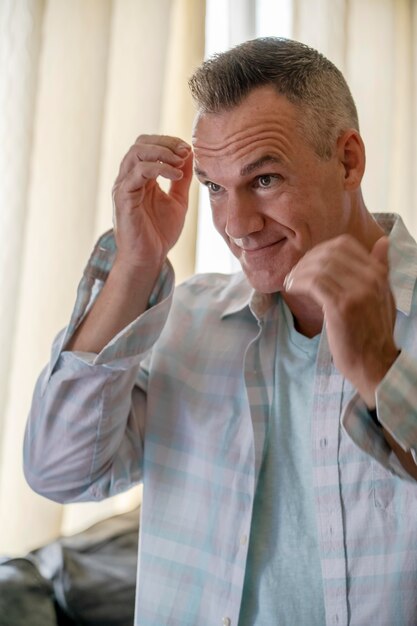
[[48, 229, 176, 372], [375, 349, 417, 462], [342, 350, 417, 478]]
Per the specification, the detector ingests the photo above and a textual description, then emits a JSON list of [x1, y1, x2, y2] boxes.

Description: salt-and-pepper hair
[[188, 37, 359, 160]]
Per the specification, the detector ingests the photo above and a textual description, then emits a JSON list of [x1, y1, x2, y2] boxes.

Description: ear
[[336, 130, 366, 191]]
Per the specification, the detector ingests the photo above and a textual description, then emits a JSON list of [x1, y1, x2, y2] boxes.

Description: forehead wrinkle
[[194, 131, 294, 168], [193, 118, 294, 153]]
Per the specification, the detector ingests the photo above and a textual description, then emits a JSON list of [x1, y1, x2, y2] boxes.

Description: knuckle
[[376, 261, 389, 280], [135, 133, 150, 144], [310, 273, 323, 291], [335, 294, 356, 318], [370, 274, 382, 293], [119, 198, 137, 214], [160, 134, 178, 144], [112, 182, 124, 204], [365, 267, 386, 296], [338, 233, 353, 245]]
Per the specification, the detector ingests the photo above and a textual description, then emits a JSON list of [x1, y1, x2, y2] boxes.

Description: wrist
[[355, 348, 401, 409], [112, 255, 164, 287]]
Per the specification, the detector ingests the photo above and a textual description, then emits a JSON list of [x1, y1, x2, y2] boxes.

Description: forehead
[[192, 86, 305, 170]]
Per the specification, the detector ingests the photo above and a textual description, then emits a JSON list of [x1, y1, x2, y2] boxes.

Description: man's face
[[192, 86, 351, 294]]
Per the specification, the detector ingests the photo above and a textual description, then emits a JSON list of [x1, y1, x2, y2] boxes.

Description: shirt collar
[[375, 213, 417, 316]]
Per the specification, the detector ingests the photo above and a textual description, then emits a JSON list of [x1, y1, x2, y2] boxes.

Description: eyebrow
[[194, 166, 208, 178], [194, 154, 284, 179], [240, 155, 284, 177]]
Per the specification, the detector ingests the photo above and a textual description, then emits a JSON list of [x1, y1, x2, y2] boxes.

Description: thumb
[[371, 235, 390, 268], [372, 235, 396, 328]]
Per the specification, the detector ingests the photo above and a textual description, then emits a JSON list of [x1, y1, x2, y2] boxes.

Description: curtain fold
[[0, 0, 45, 465], [1, 0, 415, 556], [62, 0, 174, 538], [93, 0, 172, 241], [64, 0, 205, 536], [161, 0, 206, 283], [0, 0, 113, 555], [0, 0, 205, 555]]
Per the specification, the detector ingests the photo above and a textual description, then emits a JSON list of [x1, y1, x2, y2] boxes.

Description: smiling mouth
[[235, 238, 286, 256]]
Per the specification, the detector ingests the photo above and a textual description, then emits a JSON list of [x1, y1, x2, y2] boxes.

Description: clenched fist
[[284, 234, 400, 407]]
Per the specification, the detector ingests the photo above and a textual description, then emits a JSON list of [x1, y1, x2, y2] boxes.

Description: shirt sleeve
[[23, 230, 175, 504], [342, 350, 417, 481]]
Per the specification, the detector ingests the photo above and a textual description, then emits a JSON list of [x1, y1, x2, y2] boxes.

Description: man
[[25, 38, 417, 625]]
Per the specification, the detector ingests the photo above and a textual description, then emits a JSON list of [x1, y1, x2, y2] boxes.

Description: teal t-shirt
[[239, 297, 326, 625]]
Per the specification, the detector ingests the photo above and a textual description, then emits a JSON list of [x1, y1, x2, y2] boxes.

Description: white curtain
[[1, 0, 416, 556], [0, 0, 205, 555]]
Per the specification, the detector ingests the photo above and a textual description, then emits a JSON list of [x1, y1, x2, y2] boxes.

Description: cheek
[[210, 202, 228, 236], [263, 191, 305, 233]]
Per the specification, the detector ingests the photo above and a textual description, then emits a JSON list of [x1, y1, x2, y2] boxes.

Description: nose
[[224, 191, 264, 240]]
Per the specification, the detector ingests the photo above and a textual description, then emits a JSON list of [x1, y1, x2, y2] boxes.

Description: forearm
[[66, 257, 162, 354], [24, 247, 176, 501], [67, 135, 192, 355]]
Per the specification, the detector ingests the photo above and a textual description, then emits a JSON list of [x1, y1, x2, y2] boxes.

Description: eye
[[257, 174, 275, 188], [206, 181, 222, 193]]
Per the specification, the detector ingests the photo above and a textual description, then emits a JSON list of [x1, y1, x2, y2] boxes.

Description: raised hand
[[66, 135, 193, 353], [284, 235, 400, 407], [112, 134, 193, 273]]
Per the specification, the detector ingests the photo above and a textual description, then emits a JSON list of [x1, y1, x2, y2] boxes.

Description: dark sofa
[[0, 507, 139, 626]]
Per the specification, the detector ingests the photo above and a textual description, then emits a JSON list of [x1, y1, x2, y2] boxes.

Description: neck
[[348, 202, 386, 252], [282, 292, 324, 338]]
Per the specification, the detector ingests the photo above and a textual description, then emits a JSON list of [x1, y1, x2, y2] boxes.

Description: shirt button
[[240, 534, 248, 545], [222, 618, 231, 626], [320, 437, 328, 448]]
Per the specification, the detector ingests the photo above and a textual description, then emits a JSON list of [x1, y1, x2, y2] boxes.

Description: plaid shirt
[[25, 213, 417, 626]]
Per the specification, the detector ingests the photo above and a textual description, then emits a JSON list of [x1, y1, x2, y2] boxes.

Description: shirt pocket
[[372, 460, 397, 509], [372, 461, 417, 510]]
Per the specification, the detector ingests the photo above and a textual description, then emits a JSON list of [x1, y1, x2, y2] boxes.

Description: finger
[[283, 251, 387, 316], [285, 234, 389, 293], [285, 264, 344, 305], [313, 235, 372, 270], [283, 252, 361, 294], [330, 236, 390, 287], [168, 151, 194, 207], [134, 134, 191, 154], [371, 236, 389, 267], [285, 262, 386, 309], [116, 142, 190, 183], [118, 160, 184, 196]]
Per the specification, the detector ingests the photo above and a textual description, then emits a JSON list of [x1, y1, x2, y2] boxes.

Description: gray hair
[[188, 37, 359, 159]]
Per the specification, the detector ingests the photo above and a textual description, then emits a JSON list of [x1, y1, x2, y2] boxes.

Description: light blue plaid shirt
[[25, 213, 417, 626]]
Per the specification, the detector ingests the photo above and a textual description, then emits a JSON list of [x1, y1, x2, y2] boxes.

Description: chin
[[243, 268, 285, 294]]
